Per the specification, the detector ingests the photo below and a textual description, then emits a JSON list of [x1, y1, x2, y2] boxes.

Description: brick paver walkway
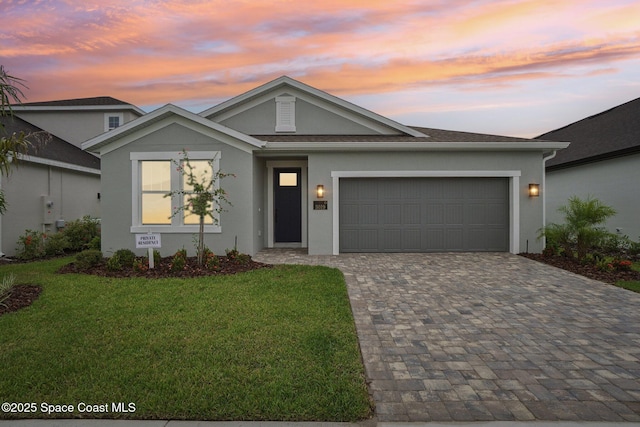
[[254, 250, 640, 422]]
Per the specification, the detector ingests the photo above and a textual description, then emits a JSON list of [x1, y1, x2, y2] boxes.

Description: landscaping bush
[[170, 249, 187, 272], [113, 249, 136, 267], [43, 232, 70, 257], [75, 250, 103, 271], [63, 216, 100, 251], [15, 230, 46, 260], [106, 254, 123, 271], [539, 196, 617, 262]]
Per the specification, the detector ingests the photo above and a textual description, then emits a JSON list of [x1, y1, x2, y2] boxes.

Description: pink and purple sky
[[2, 0, 639, 137]]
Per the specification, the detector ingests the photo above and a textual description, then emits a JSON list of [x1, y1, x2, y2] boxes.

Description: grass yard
[[0, 257, 372, 421]]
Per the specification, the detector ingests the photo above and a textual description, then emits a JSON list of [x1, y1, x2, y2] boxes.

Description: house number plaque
[[313, 201, 328, 210]]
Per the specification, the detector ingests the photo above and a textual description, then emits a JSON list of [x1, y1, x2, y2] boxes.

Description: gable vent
[[275, 96, 296, 132]]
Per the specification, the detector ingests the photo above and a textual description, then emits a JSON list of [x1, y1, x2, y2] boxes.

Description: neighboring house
[[0, 115, 100, 256], [538, 97, 640, 241], [13, 96, 145, 149], [0, 97, 144, 256], [83, 76, 568, 256]]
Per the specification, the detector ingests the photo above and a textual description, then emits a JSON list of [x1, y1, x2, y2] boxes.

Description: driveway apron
[[254, 250, 640, 423]]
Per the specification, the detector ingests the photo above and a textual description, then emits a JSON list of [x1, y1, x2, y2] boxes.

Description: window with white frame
[[105, 113, 124, 131], [130, 151, 222, 233]]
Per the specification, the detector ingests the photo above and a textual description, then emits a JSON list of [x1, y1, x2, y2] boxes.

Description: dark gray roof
[[255, 126, 537, 143], [20, 96, 130, 107], [537, 97, 640, 170], [0, 115, 100, 170]]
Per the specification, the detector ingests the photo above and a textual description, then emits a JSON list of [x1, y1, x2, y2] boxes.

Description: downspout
[[541, 150, 558, 249]]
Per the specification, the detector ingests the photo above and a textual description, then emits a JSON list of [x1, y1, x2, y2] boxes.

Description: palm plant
[[540, 196, 617, 262]]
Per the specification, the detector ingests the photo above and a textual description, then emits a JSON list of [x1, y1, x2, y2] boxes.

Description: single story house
[[82, 76, 568, 256], [538, 96, 640, 241]]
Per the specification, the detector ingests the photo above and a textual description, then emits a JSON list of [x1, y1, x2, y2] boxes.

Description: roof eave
[[262, 141, 570, 152], [200, 76, 427, 138], [13, 104, 146, 116], [82, 104, 265, 153]]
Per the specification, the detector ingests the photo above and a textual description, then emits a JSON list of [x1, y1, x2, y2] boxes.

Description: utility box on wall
[[42, 195, 55, 225]]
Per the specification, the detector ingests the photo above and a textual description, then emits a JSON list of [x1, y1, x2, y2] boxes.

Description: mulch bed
[[57, 255, 272, 279], [0, 285, 42, 317], [519, 253, 640, 285]]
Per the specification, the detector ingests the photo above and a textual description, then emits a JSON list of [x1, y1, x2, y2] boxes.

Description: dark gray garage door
[[339, 177, 509, 252]]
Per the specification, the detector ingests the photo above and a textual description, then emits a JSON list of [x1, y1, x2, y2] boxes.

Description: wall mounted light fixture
[[528, 183, 540, 197], [316, 185, 325, 199]]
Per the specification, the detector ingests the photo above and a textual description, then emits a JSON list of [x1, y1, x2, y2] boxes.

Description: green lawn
[[616, 261, 640, 292], [0, 257, 372, 421]]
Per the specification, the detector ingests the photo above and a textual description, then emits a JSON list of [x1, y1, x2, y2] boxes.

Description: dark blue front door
[[274, 168, 302, 242]]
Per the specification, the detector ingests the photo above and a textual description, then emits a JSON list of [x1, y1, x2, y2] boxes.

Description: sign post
[[135, 233, 161, 269]]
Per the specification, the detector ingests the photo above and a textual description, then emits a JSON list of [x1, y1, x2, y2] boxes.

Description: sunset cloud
[[1, 0, 638, 136]]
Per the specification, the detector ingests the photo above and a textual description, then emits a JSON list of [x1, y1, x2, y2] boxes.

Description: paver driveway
[[254, 250, 640, 422]]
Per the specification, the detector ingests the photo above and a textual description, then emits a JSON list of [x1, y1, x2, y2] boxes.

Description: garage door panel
[[339, 178, 508, 252], [383, 204, 402, 224], [403, 229, 422, 250], [403, 204, 422, 224]]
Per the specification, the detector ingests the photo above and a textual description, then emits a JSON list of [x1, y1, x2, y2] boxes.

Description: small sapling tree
[[165, 150, 234, 265]]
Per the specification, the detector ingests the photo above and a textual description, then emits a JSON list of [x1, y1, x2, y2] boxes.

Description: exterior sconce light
[[316, 185, 325, 199], [529, 183, 540, 197]]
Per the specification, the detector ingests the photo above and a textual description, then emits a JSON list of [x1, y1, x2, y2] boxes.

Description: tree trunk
[[197, 214, 205, 265]]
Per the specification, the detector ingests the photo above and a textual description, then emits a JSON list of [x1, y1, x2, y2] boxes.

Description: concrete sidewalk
[[2, 419, 640, 426]]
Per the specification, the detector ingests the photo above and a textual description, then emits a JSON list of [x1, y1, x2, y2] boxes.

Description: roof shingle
[[0, 115, 100, 170], [537, 97, 640, 169]]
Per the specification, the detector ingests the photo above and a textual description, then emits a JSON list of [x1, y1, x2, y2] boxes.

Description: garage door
[[339, 177, 509, 252]]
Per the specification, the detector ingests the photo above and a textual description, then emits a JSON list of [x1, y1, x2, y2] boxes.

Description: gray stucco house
[[83, 76, 568, 256], [0, 97, 143, 256], [539, 97, 640, 241]]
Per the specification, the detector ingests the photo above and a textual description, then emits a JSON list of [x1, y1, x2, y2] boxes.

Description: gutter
[[263, 141, 570, 152]]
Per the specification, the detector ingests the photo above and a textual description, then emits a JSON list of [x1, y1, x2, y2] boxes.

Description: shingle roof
[[255, 126, 537, 143], [20, 96, 130, 107], [537, 97, 640, 170], [0, 115, 100, 170]]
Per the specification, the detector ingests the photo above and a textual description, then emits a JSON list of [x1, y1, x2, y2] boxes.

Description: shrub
[[113, 249, 136, 267], [225, 247, 250, 265], [0, 273, 17, 308], [539, 196, 616, 262], [170, 249, 187, 272], [16, 230, 46, 260], [44, 232, 70, 257], [106, 255, 123, 271], [64, 216, 100, 251], [88, 236, 101, 251], [133, 258, 149, 273], [203, 248, 220, 270], [75, 250, 103, 271]]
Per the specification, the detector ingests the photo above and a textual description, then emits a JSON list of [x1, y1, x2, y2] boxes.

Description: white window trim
[[330, 170, 521, 255], [130, 151, 222, 233], [275, 96, 296, 132], [105, 112, 124, 132]]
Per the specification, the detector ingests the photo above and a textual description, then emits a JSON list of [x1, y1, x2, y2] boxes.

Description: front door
[[274, 168, 302, 242]]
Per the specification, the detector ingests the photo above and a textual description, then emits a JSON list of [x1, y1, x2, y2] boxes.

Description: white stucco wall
[[546, 153, 640, 241], [1, 163, 101, 256]]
